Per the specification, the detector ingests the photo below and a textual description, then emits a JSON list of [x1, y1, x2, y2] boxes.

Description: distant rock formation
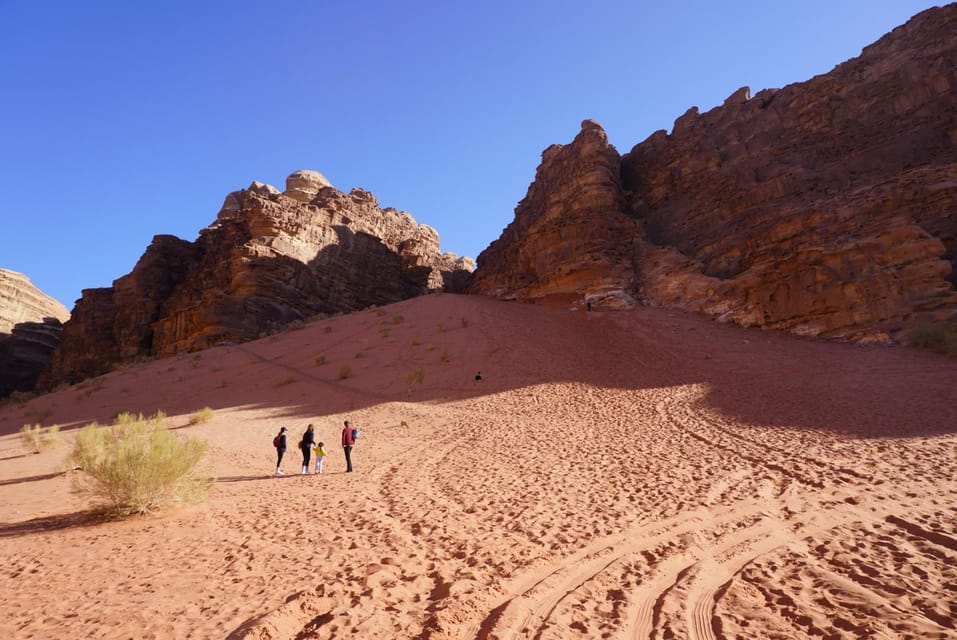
[[471, 5, 957, 342], [0, 269, 70, 396], [43, 173, 473, 387]]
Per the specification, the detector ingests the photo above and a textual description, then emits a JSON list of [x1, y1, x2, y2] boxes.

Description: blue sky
[[0, 1, 940, 308]]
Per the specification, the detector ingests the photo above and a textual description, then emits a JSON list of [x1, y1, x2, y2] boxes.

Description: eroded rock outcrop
[[0, 269, 70, 396], [471, 5, 957, 342], [43, 174, 473, 386]]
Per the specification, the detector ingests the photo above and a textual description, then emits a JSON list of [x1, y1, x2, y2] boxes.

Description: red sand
[[1, 294, 955, 639]]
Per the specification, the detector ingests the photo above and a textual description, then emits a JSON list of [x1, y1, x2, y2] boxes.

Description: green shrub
[[20, 423, 60, 454], [188, 407, 214, 425], [68, 412, 209, 515], [907, 320, 957, 356]]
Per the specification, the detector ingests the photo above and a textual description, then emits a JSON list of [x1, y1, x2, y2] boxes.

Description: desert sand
[[1, 294, 955, 639]]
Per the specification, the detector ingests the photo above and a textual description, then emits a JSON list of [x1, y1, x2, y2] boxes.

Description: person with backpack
[[341, 419, 355, 472], [300, 424, 316, 475], [273, 427, 287, 476]]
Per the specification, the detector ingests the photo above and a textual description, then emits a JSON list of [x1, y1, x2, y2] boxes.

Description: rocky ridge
[[0, 269, 70, 396], [470, 5, 957, 342], [43, 174, 473, 387]]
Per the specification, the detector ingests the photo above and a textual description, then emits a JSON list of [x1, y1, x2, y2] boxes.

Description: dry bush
[[20, 423, 60, 454], [276, 375, 297, 386], [907, 320, 957, 356], [188, 406, 214, 425], [338, 365, 352, 380], [315, 355, 327, 366], [324, 326, 333, 334], [405, 367, 424, 395], [68, 412, 209, 515], [460, 318, 470, 328], [440, 350, 451, 363], [392, 314, 404, 325]]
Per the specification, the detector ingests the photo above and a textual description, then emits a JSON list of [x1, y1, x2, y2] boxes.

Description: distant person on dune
[[273, 427, 287, 476], [342, 420, 355, 472], [300, 424, 316, 475]]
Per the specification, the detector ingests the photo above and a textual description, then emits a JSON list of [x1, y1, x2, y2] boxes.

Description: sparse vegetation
[[405, 367, 424, 395], [315, 355, 327, 366], [338, 365, 352, 380], [276, 375, 297, 386], [379, 328, 390, 338], [324, 326, 333, 334], [19, 423, 60, 454], [440, 350, 451, 363], [907, 320, 957, 356], [376, 308, 387, 317], [392, 314, 404, 325], [411, 338, 422, 346], [188, 407, 214, 425], [460, 318, 470, 328], [355, 351, 366, 359], [69, 412, 209, 515]]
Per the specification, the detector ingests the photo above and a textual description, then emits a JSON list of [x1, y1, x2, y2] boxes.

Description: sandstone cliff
[[44, 173, 473, 386], [471, 5, 957, 342], [0, 269, 70, 396]]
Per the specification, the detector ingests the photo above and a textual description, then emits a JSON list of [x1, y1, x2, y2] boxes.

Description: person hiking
[[273, 427, 287, 476], [341, 420, 355, 472], [300, 424, 316, 475], [313, 441, 327, 474]]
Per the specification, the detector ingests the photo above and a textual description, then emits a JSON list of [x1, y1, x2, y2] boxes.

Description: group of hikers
[[272, 419, 359, 476]]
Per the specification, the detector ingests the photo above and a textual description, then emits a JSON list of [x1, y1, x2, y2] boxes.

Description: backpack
[[351, 428, 360, 440], [273, 435, 281, 448]]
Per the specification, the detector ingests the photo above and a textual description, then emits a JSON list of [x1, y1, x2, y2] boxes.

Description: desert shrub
[[405, 368, 424, 394], [379, 328, 390, 338], [392, 314, 404, 325], [460, 318, 470, 328], [907, 320, 957, 356], [411, 338, 421, 346], [9, 390, 36, 405], [68, 412, 209, 515], [276, 375, 297, 386], [338, 365, 352, 379], [324, 326, 333, 334], [440, 350, 451, 363], [355, 351, 366, 359], [315, 355, 327, 366], [188, 407, 214, 425], [20, 423, 60, 454]]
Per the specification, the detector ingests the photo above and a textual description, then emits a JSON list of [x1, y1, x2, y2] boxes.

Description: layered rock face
[[472, 5, 957, 341], [471, 121, 639, 308], [0, 269, 70, 396], [44, 174, 473, 386]]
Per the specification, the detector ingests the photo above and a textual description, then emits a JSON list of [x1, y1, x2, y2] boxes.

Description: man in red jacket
[[341, 420, 355, 472]]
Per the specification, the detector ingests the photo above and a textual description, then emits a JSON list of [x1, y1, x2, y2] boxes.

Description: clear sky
[[0, 0, 941, 308]]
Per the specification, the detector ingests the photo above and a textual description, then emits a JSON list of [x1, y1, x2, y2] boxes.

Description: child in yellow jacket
[[313, 441, 327, 474]]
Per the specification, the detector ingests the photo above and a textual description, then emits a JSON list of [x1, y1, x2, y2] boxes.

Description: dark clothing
[[301, 429, 315, 468], [342, 426, 354, 472], [275, 432, 287, 469]]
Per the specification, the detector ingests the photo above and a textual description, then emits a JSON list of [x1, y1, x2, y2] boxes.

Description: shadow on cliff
[[1, 295, 954, 440], [0, 317, 63, 398]]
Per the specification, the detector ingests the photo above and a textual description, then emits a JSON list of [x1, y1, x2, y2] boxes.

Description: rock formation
[[43, 174, 473, 387], [0, 269, 70, 396], [471, 5, 957, 342]]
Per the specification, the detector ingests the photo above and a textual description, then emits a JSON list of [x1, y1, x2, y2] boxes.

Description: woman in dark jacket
[[300, 424, 316, 475], [274, 427, 287, 476]]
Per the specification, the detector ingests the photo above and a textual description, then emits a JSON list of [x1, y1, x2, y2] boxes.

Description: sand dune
[[1, 294, 955, 639]]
